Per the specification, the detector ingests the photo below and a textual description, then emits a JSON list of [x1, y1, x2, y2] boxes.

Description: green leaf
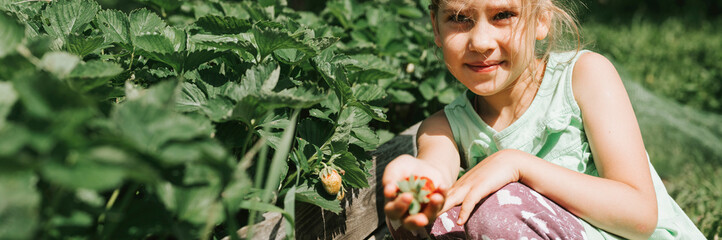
[[252, 24, 315, 60], [0, 82, 18, 129], [273, 48, 305, 64], [375, 13, 399, 50], [0, 12, 24, 58], [348, 101, 387, 122], [335, 152, 369, 188], [41, 159, 124, 191], [67, 60, 123, 92], [0, 171, 39, 239], [351, 126, 379, 147], [134, 33, 175, 53], [195, 15, 251, 34], [177, 81, 235, 121], [190, 34, 258, 57], [295, 182, 342, 213], [387, 89, 416, 104], [39, 51, 80, 78], [352, 83, 387, 102], [64, 33, 105, 57], [95, 9, 130, 44], [42, 0, 100, 37], [156, 179, 223, 226], [129, 8, 166, 37], [113, 80, 214, 152]]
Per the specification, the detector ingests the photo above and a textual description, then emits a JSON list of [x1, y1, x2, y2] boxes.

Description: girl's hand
[[439, 149, 525, 225], [382, 154, 448, 231]]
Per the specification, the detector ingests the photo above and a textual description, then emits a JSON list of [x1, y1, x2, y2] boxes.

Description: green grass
[[584, 18, 722, 237], [583, 18, 722, 115]]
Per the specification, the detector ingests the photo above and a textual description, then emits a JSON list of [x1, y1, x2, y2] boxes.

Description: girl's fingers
[[423, 192, 444, 221], [456, 192, 481, 225], [402, 213, 429, 230], [439, 187, 464, 215], [384, 192, 413, 219], [383, 183, 399, 200]]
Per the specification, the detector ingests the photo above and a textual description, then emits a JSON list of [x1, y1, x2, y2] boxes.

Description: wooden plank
[[232, 122, 420, 240]]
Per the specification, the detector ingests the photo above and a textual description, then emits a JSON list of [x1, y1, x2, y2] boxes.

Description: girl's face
[[431, 0, 549, 97]]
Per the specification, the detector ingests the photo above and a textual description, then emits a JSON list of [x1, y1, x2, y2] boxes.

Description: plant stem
[[99, 184, 140, 239]]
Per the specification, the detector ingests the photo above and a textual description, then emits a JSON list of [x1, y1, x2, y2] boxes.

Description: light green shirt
[[444, 50, 704, 239]]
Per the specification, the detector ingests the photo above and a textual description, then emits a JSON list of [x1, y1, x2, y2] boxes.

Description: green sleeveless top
[[443, 51, 704, 239]]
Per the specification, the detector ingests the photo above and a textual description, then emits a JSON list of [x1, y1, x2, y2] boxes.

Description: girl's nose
[[468, 21, 497, 55]]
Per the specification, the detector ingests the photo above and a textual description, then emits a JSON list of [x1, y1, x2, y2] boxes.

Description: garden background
[[0, 0, 720, 239]]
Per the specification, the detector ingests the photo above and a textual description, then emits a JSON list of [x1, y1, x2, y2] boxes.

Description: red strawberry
[[396, 175, 439, 215]]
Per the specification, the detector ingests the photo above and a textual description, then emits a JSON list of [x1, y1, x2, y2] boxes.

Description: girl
[[382, 0, 705, 239]]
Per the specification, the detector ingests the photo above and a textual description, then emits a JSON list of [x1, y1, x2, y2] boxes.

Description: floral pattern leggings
[[387, 182, 586, 240]]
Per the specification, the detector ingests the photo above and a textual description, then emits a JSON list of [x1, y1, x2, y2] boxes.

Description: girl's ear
[[535, 10, 551, 40], [431, 12, 442, 47]]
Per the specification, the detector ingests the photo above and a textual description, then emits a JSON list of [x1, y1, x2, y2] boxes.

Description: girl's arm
[[382, 110, 461, 229], [442, 52, 658, 239]]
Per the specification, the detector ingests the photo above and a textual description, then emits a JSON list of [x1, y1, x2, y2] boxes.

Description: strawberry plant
[[0, 0, 460, 238]]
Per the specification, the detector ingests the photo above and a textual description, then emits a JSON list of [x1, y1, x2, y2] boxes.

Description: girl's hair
[[429, 0, 583, 65]]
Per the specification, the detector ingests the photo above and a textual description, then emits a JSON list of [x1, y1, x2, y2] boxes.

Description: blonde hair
[[429, 0, 583, 79]]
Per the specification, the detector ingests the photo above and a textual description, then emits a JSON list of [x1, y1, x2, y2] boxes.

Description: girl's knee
[[432, 182, 586, 239]]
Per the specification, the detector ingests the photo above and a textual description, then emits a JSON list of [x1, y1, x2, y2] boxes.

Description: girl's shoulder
[[569, 51, 621, 101]]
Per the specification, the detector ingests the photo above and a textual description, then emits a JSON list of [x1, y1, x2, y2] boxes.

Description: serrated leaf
[[134, 33, 175, 53], [351, 126, 378, 146], [335, 152, 369, 188], [243, 61, 280, 92], [176, 82, 235, 121], [64, 33, 104, 57], [352, 84, 387, 101], [348, 101, 386, 122], [67, 60, 123, 92], [69, 60, 123, 79], [42, 0, 100, 37], [113, 80, 214, 152], [252, 24, 315, 59], [196, 15, 251, 34], [39, 51, 80, 78], [0, 13, 24, 58], [129, 8, 166, 37], [309, 108, 333, 122], [191, 34, 258, 57], [273, 48, 305, 64], [95, 9, 130, 44], [0, 171, 39, 239], [295, 182, 342, 213]]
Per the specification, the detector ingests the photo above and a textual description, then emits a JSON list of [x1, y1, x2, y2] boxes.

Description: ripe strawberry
[[319, 164, 346, 201], [396, 175, 438, 215]]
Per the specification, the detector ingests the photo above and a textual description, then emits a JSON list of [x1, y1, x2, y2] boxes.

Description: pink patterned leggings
[[387, 182, 586, 239]]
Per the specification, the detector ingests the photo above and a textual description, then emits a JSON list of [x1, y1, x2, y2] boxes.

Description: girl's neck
[[474, 59, 546, 131]]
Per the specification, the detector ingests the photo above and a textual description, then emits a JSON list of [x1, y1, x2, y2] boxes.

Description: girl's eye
[[449, 14, 472, 23], [493, 11, 516, 21]]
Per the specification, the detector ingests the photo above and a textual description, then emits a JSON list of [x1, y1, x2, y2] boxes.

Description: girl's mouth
[[465, 61, 504, 73]]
